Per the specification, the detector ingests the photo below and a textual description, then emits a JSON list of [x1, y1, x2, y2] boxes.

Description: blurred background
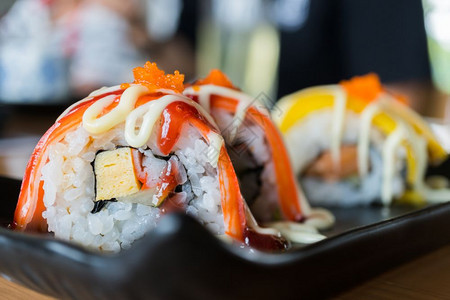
[[0, 0, 449, 177]]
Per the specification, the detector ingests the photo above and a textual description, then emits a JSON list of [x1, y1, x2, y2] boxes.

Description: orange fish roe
[[121, 62, 185, 93], [193, 69, 237, 89], [340, 73, 383, 103], [340, 73, 409, 105]]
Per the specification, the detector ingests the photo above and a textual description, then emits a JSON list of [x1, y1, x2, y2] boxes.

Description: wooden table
[[337, 244, 450, 299], [1, 244, 449, 299]]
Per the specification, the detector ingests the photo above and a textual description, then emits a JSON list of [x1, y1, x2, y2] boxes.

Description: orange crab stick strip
[[217, 146, 247, 240], [248, 107, 303, 221], [14, 90, 124, 231], [212, 96, 303, 221]]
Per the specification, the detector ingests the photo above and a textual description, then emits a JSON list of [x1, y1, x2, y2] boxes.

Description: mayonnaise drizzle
[[57, 85, 123, 122], [244, 203, 327, 244], [184, 85, 270, 142], [330, 86, 348, 165], [358, 101, 382, 177], [422, 187, 450, 203], [381, 122, 406, 204], [264, 221, 326, 244], [83, 85, 150, 134], [124, 94, 223, 167], [81, 84, 223, 166], [124, 94, 188, 147]]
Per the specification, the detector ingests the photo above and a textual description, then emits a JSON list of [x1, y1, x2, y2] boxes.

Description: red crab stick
[[14, 89, 124, 231]]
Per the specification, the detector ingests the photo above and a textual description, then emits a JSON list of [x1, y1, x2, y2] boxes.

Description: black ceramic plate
[[1, 176, 450, 300]]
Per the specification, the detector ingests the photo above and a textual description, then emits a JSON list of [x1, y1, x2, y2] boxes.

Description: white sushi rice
[[41, 123, 223, 252], [284, 109, 405, 206]]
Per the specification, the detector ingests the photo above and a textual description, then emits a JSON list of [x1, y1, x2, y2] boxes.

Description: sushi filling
[[303, 145, 362, 182], [92, 147, 190, 213]]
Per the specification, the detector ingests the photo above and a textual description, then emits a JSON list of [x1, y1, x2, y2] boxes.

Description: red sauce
[[157, 101, 213, 155], [243, 227, 289, 251]]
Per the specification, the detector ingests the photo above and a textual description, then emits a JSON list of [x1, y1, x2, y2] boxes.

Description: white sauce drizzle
[[381, 122, 406, 204], [83, 85, 150, 134], [124, 94, 188, 147], [330, 86, 348, 165], [57, 85, 123, 122], [296, 184, 335, 229], [303, 207, 335, 230], [81, 84, 223, 167], [264, 221, 326, 244], [124, 94, 223, 167], [184, 85, 270, 142], [245, 204, 327, 244], [422, 187, 450, 203], [358, 101, 382, 177]]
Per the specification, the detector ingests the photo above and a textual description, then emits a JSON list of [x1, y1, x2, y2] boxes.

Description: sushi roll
[[13, 62, 289, 252], [273, 74, 449, 207], [183, 70, 334, 242]]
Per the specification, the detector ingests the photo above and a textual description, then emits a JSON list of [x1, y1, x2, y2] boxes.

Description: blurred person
[[0, 0, 144, 101], [0, 0, 70, 102], [0, 0, 195, 102]]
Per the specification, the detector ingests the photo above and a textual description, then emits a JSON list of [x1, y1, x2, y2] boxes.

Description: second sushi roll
[[274, 74, 449, 207]]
